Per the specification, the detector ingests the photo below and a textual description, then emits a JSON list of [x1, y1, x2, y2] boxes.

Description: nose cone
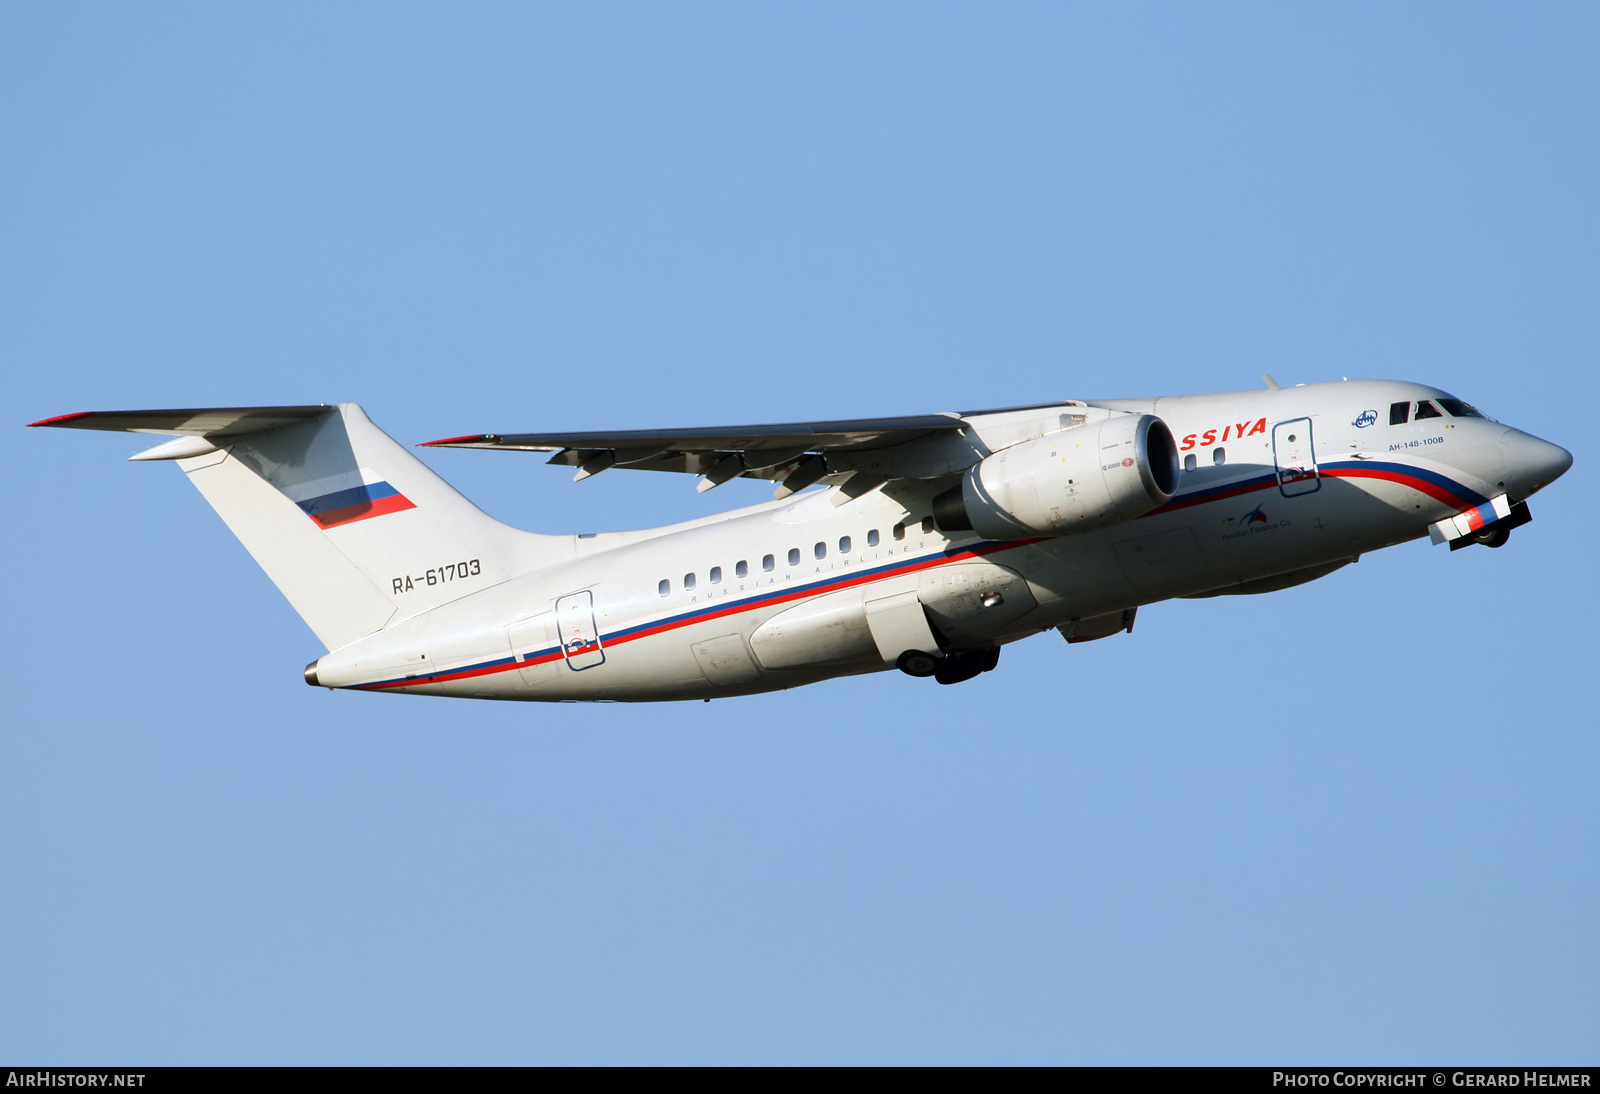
[[1501, 430, 1573, 497]]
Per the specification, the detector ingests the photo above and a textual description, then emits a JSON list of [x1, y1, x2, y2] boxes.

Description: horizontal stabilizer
[[28, 406, 332, 437]]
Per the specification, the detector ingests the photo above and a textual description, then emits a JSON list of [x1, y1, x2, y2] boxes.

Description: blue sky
[[3, 2, 1596, 1064]]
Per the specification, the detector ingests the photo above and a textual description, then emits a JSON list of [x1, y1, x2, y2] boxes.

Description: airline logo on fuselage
[[1223, 503, 1289, 540], [1178, 417, 1267, 452]]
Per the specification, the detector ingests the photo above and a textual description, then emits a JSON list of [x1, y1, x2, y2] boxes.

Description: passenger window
[[867, 529, 879, 547], [1213, 447, 1226, 466], [1437, 398, 1486, 419], [1390, 401, 1410, 425], [658, 579, 669, 597], [710, 566, 722, 583], [839, 536, 851, 553], [814, 542, 826, 560], [787, 548, 800, 566], [762, 554, 774, 572], [1184, 453, 1197, 472], [1415, 400, 1443, 420], [683, 573, 696, 591], [893, 523, 906, 541], [921, 517, 935, 534], [735, 560, 748, 578]]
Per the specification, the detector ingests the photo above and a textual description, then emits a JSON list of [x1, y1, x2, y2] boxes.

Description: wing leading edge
[[421, 413, 971, 496]]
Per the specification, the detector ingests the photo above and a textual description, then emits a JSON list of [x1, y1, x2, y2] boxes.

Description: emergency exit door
[[555, 590, 606, 671], [1272, 418, 1320, 497]]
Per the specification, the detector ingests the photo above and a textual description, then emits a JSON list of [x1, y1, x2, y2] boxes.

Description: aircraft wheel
[[1473, 525, 1511, 548], [896, 650, 941, 678]]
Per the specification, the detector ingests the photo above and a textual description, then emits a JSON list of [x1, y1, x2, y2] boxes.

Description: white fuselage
[[307, 380, 1570, 701]]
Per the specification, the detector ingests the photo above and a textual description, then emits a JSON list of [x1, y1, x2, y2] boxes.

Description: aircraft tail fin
[[32, 404, 566, 649]]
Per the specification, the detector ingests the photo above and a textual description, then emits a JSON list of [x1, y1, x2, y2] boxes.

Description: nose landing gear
[[1450, 499, 1532, 551], [896, 647, 1001, 685], [1468, 525, 1511, 549]]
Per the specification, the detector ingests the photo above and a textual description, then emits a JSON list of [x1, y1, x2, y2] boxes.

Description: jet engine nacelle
[[935, 413, 1180, 539]]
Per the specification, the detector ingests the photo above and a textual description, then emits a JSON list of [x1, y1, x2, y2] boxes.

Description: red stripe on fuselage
[[1318, 466, 1475, 509], [1148, 477, 1276, 514]]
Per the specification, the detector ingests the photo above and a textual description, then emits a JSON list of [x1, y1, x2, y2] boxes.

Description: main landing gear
[[896, 647, 1001, 686]]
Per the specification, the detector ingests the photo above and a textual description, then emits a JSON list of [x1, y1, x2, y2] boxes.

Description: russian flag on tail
[[1428, 494, 1511, 546], [283, 468, 417, 529]]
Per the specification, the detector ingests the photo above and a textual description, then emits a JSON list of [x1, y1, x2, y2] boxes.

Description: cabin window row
[[1183, 448, 1227, 472], [656, 519, 937, 596]]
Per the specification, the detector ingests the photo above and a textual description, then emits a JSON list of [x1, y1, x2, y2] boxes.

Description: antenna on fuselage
[[1261, 374, 1281, 389]]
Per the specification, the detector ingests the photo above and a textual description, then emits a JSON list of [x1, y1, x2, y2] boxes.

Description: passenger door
[[555, 590, 606, 671], [1272, 418, 1320, 497]]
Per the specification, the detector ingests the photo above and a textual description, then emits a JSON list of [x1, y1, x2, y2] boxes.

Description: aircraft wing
[[421, 414, 971, 496]]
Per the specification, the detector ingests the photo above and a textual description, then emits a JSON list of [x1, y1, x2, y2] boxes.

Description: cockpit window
[[1437, 398, 1485, 419], [1389, 401, 1410, 425], [1414, 400, 1443, 420]]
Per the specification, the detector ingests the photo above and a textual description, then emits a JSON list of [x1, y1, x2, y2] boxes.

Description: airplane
[[29, 377, 1571, 702]]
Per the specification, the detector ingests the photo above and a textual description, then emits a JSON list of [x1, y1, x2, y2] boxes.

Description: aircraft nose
[[1500, 429, 1573, 496]]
